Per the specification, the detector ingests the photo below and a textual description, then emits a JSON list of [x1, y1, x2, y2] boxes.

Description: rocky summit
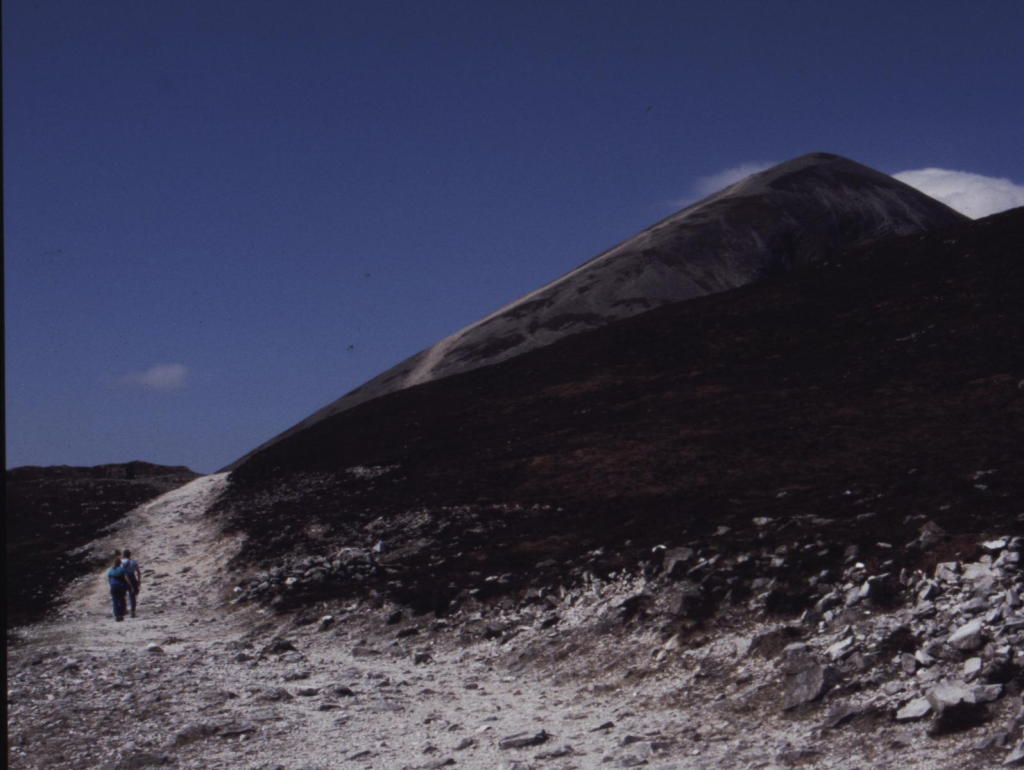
[[6, 158, 1024, 769]]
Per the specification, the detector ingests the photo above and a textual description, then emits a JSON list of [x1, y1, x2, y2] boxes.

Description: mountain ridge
[[227, 152, 967, 469]]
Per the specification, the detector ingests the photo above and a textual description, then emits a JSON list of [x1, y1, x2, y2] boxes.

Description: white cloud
[[122, 363, 189, 390], [672, 161, 774, 209], [693, 161, 775, 198], [893, 168, 1024, 219]]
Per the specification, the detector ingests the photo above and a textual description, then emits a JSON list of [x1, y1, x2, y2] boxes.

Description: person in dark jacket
[[107, 556, 131, 621], [121, 549, 142, 618]]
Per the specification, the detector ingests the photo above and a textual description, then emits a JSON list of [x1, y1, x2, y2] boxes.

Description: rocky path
[[7, 476, 1024, 769], [21, 473, 238, 647]]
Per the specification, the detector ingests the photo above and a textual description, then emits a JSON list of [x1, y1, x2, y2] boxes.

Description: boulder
[[927, 680, 990, 734], [948, 619, 985, 651]]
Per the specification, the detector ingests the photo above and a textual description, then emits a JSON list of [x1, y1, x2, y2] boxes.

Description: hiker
[[121, 549, 142, 618], [107, 556, 131, 621]]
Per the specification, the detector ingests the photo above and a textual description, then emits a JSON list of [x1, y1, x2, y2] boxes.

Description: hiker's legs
[[111, 587, 127, 620], [127, 586, 138, 616]]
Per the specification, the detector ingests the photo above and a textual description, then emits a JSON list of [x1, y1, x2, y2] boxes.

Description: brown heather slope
[[218, 208, 1023, 614], [5, 462, 199, 626]]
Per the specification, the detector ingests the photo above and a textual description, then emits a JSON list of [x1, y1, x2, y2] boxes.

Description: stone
[[913, 600, 937, 620], [948, 619, 985, 651], [675, 581, 714, 619], [964, 562, 996, 582], [935, 562, 960, 582], [262, 637, 297, 655], [144, 643, 164, 655], [256, 686, 294, 702], [961, 597, 988, 614], [972, 684, 1003, 702], [217, 721, 257, 737], [974, 732, 1010, 751], [917, 581, 940, 602], [915, 648, 936, 667], [1005, 738, 1024, 766], [814, 591, 842, 614], [826, 637, 855, 661], [917, 521, 946, 549], [963, 657, 983, 679], [174, 723, 218, 745], [617, 754, 649, 767], [927, 681, 991, 734], [663, 547, 695, 578], [982, 538, 1009, 551], [895, 698, 931, 721], [534, 745, 576, 759], [996, 551, 1021, 569], [499, 731, 551, 750], [823, 701, 863, 728], [928, 680, 978, 708], [781, 657, 835, 710]]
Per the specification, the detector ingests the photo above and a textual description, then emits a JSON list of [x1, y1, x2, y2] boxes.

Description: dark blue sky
[[5, 0, 1023, 472]]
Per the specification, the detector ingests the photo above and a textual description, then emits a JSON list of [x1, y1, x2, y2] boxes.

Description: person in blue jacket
[[107, 556, 131, 621]]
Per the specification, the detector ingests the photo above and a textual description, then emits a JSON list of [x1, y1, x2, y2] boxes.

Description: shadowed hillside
[[219, 208, 1023, 614]]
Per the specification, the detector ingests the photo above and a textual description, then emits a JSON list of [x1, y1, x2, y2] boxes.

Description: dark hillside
[[6, 462, 199, 626], [230, 153, 967, 469], [220, 209, 1023, 614]]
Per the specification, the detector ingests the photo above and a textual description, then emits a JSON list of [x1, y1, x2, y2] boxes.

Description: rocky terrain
[[219, 207, 1023, 614], [7, 168, 1023, 768], [6, 476, 1023, 768], [6, 462, 200, 626]]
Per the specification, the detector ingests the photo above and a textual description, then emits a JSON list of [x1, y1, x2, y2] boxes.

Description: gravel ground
[[7, 475, 1022, 769]]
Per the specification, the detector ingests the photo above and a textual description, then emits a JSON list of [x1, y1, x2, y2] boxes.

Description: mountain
[[229, 152, 967, 468], [12, 183, 1024, 768], [6, 461, 200, 626], [218, 205, 1022, 615]]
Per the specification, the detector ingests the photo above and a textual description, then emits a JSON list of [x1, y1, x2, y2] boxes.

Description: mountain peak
[[228, 153, 967, 469], [700, 152, 929, 203]]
